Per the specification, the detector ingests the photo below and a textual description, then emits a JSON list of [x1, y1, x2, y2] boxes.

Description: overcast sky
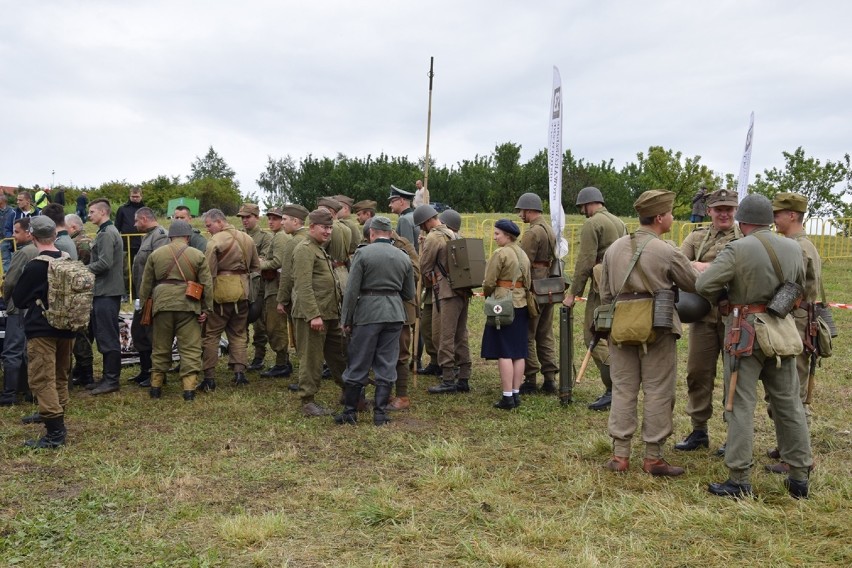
[[1, 0, 850, 196]]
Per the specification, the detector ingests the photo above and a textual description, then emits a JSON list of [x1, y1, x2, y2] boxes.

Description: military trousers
[[420, 293, 439, 364], [684, 317, 725, 430], [292, 317, 346, 404], [92, 296, 121, 358], [608, 332, 677, 459], [433, 295, 471, 379], [73, 328, 94, 369], [130, 309, 153, 353], [152, 311, 203, 381], [722, 349, 812, 482], [525, 301, 558, 380], [264, 295, 290, 365], [396, 324, 412, 396], [343, 322, 402, 388], [28, 336, 73, 420], [203, 300, 249, 375]]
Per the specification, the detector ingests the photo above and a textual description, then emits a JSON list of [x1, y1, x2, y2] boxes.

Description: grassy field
[[0, 215, 850, 567]]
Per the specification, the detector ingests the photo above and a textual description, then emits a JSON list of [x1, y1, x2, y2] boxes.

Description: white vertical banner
[[548, 66, 569, 258], [737, 112, 755, 202]]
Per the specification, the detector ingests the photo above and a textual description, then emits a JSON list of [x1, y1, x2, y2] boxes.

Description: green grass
[[1, 219, 850, 566]]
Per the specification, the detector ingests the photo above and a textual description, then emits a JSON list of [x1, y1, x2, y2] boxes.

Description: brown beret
[[281, 203, 309, 220], [333, 195, 354, 208], [633, 190, 675, 217], [706, 189, 739, 208], [317, 197, 343, 212], [772, 192, 808, 213], [308, 209, 334, 226], [352, 199, 377, 213], [236, 203, 261, 217]]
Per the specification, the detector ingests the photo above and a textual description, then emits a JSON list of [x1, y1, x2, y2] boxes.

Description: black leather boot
[[455, 379, 470, 393], [196, 377, 216, 392], [373, 384, 392, 426], [183, 390, 195, 402], [72, 366, 94, 387], [588, 390, 612, 411], [518, 378, 537, 394], [233, 372, 249, 386], [21, 412, 44, 424], [91, 352, 121, 395], [247, 356, 265, 371], [128, 351, 152, 384], [24, 416, 66, 449], [674, 429, 710, 451], [334, 384, 361, 425], [149, 387, 162, 399], [428, 379, 458, 394]]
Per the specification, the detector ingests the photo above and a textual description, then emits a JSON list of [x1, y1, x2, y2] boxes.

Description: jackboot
[[127, 351, 152, 384], [0, 366, 21, 406], [428, 379, 458, 394], [91, 352, 122, 395], [23, 416, 66, 449], [373, 384, 392, 426], [334, 384, 361, 425]]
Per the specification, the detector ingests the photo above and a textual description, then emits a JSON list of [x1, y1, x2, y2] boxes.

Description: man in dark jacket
[[114, 187, 145, 264], [13, 216, 76, 448]]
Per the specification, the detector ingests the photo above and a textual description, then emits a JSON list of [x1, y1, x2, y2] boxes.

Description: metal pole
[[423, 57, 434, 206]]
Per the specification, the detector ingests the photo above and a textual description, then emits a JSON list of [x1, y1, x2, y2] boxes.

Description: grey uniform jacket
[[341, 239, 415, 327], [89, 220, 125, 297]]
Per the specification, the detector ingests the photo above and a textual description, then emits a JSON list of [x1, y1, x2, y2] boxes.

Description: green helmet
[[439, 209, 462, 232], [576, 186, 605, 206], [412, 204, 439, 226], [514, 192, 543, 212], [735, 194, 773, 225]]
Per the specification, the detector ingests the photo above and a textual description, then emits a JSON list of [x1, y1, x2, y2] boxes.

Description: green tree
[[257, 155, 298, 208], [185, 178, 242, 216], [188, 146, 239, 187], [139, 175, 183, 214], [750, 147, 851, 218], [623, 146, 712, 218]]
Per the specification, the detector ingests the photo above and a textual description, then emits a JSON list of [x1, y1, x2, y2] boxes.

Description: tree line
[[31, 144, 852, 220]]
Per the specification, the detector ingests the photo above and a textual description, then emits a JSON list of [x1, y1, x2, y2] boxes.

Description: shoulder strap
[[612, 234, 653, 298], [753, 232, 785, 283], [509, 245, 525, 284]]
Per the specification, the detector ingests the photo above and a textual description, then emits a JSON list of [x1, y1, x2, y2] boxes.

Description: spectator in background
[[52, 187, 66, 207], [0, 194, 11, 272], [115, 187, 145, 263], [691, 184, 708, 223], [76, 192, 89, 219], [33, 187, 51, 209], [3, 192, 41, 273]]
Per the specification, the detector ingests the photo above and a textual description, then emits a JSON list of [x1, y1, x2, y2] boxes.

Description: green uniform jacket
[[520, 216, 557, 281], [260, 229, 292, 299], [206, 224, 261, 301], [291, 236, 342, 321], [568, 207, 627, 296], [89, 220, 125, 297], [276, 227, 309, 306], [696, 227, 805, 307], [483, 242, 531, 308], [341, 217, 362, 253], [326, 220, 351, 264], [245, 225, 273, 259], [3, 243, 38, 313], [139, 240, 213, 316], [132, 225, 169, 297], [341, 239, 415, 326], [601, 228, 698, 336], [789, 231, 821, 304], [680, 224, 740, 323]]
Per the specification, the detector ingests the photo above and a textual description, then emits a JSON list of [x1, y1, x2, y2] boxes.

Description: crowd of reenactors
[[0, 183, 825, 500]]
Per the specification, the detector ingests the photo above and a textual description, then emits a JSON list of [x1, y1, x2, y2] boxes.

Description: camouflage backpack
[[34, 252, 95, 332]]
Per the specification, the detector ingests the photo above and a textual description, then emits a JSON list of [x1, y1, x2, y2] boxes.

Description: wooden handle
[[725, 369, 739, 412], [575, 348, 594, 385]]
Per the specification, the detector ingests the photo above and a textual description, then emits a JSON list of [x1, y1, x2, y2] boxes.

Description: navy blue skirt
[[481, 306, 530, 360]]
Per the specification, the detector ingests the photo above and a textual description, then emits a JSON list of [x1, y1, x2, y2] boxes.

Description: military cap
[[371, 216, 393, 232], [236, 203, 261, 217], [281, 203, 309, 220], [317, 197, 343, 212], [333, 195, 354, 208], [634, 190, 675, 217], [168, 220, 193, 238], [388, 185, 415, 202], [266, 206, 284, 218], [352, 199, 377, 213], [772, 192, 808, 213], [494, 218, 520, 237], [308, 209, 334, 226], [30, 215, 56, 238], [706, 189, 739, 208]]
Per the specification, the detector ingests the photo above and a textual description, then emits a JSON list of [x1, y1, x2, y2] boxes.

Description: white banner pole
[[548, 66, 569, 257]]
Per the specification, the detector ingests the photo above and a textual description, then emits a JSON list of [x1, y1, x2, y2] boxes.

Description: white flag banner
[[737, 112, 755, 202], [548, 66, 569, 258]]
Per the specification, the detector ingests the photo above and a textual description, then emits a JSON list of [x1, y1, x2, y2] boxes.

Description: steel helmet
[[576, 186, 605, 206], [675, 291, 712, 324], [735, 194, 773, 225], [412, 204, 439, 226], [514, 192, 543, 212], [439, 209, 462, 232]]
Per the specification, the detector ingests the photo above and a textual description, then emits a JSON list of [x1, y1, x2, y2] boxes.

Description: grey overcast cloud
[[1, 0, 850, 196]]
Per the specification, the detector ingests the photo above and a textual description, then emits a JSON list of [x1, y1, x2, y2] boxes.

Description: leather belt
[[532, 261, 551, 268], [360, 289, 397, 296], [157, 279, 185, 286], [731, 303, 767, 314], [497, 280, 524, 289], [217, 270, 246, 275], [617, 292, 653, 301]]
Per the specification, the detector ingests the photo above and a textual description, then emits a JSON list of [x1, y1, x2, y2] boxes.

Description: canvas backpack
[[34, 252, 95, 332]]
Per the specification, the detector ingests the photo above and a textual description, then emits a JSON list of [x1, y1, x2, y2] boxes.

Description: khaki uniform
[[260, 228, 293, 366], [326, 219, 351, 291], [276, 227, 309, 307], [390, 232, 420, 397], [245, 225, 273, 360], [139, 241, 213, 390], [203, 225, 260, 375], [600, 229, 698, 459], [130, 225, 169, 354], [569, 207, 627, 381], [420, 224, 471, 379], [291, 236, 346, 403], [696, 227, 812, 483], [680, 224, 740, 430], [341, 217, 362, 252], [519, 216, 559, 383], [790, 231, 822, 405]]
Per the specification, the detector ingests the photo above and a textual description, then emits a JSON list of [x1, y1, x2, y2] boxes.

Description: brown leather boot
[[387, 396, 410, 411], [605, 456, 629, 472], [642, 458, 685, 477]]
